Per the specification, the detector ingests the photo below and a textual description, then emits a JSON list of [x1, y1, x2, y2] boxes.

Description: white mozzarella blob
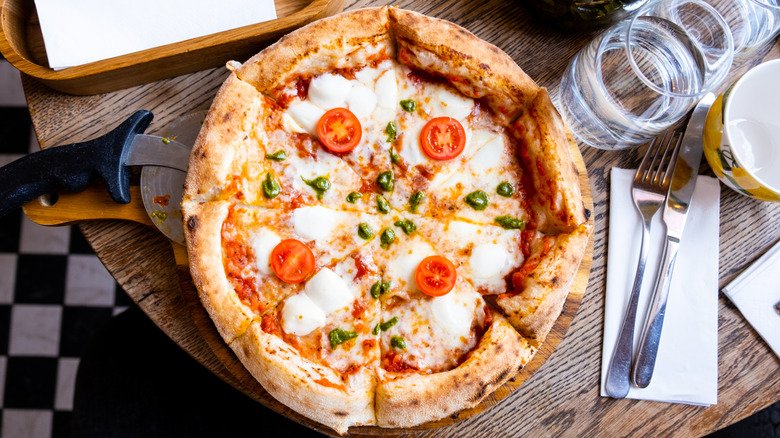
[[293, 206, 339, 241], [249, 228, 282, 275], [469, 136, 504, 173], [308, 73, 353, 109], [398, 120, 428, 167], [448, 221, 481, 241], [431, 88, 474, 120], [385, 239, 436, 290], [431, 289, 478, 338], [286, 101, 325, 136], [346, 85, 377, 118], [281, 111, 306, 134], [470, 243, 509, 279], [375, 69, 398, 109], [305, 268, 353, 314], [281, 293, 327, 336]]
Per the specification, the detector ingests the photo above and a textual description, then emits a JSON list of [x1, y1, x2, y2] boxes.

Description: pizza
[[181, 6, 592, 435]]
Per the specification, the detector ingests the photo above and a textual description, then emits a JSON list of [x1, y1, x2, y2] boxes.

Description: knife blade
[[630, 92, 716, 388]]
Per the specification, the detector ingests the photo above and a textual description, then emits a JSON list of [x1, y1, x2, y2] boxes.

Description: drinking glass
[[707, 0, 780, 61], [559, 0, 735, 150]]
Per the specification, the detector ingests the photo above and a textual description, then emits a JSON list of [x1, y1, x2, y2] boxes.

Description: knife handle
[[631, 236, 680, 388], [0, 110, 153, 218]]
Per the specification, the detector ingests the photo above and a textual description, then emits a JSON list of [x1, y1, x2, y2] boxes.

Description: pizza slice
[[230, 247, 382, 435], [495, 221, 593, 346], [412, 216, 526, 295], [183, 201, 385, 341]]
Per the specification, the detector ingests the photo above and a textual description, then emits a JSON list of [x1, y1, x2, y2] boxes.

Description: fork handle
[[605, 220, 652, 398], [631, 235, 680, 388]]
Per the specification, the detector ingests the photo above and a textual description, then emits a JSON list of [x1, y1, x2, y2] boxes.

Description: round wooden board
[[175, 132, 595, 436]]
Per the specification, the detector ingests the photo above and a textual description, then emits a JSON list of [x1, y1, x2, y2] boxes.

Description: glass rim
[[622, 0, 734, 99]]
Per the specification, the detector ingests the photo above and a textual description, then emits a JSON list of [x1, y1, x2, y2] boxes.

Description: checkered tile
[[0, 58, 127, 438]]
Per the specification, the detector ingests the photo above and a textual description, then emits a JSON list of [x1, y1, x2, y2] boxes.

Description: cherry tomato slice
[[270, 239, 316, 284], [419, 117, 466, 160], [316, 107, 362, 153], [415, 255, 457, 297]]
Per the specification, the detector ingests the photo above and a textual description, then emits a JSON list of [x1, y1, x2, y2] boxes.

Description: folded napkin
[[34, 0, 277, 70], [601, 167, 720, 405], [722, 240, 780, 359]]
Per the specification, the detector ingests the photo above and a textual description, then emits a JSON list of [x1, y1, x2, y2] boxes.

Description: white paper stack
[[34, 0, 277, 70]]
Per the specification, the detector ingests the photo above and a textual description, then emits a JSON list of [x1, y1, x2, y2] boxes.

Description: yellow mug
[[703, 59, 780, 202]]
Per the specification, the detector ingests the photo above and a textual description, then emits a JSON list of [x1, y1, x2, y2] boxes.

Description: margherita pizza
[[182, 6, 592, 435]]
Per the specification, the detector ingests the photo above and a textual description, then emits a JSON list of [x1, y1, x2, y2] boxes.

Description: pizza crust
[[375, 317, 535, 428], [183, 201, 255, 342], [388, 8, 540, 124], [231, 321, 376, 435], [496, 222, 593, 346], [235, 7, 393, 95], [512, 88, 587, 233], [184, 74, 264, 202], [182, 6, 591, 433]]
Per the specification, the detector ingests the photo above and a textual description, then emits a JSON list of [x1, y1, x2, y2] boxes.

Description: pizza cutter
[[0, 110, 202, 245]]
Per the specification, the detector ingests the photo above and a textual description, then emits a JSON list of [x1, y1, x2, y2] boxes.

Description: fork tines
[[637, 128, 685, 188]]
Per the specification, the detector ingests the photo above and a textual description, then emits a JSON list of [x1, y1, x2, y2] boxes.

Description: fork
[[604, 127, 683, 399]]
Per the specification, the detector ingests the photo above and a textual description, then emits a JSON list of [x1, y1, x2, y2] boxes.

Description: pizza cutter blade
[[139, 111, 205, 245]]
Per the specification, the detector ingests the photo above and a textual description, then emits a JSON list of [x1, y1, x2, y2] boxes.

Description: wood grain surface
[[17, 0, 780, 436]]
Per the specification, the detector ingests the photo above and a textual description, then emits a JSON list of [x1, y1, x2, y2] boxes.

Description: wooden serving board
[[22, 131, 593, 437], [174, 136, 595, 436]]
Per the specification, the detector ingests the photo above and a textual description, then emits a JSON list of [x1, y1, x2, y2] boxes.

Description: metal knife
[[0, 110, 190, 219], [630, 92, 716, 388]]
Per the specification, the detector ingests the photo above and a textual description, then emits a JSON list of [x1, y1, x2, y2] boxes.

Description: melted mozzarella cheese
[[305, 268, 354, 314], [431, 287, 479, 338], [249, 228, 282, 275], [282, 293, 327, 336], [447, 221, 482, 241], [293, 206, 340, 241], [286, 101, 324, 136], [470, 243, 509, 279], [308, 73, 352, 109], [469, 135, 504, 173], [398, 120, 429, 167], [374, 68, 398, 109], [385, 238, 436, 291], [430, 87, 474, 120], [346, 85, 377, 119]]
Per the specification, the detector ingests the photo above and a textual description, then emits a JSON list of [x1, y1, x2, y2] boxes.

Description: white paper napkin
[[34, 0, 277, 70], [601, 167, 720, 405], [722, 240, 780, 359]]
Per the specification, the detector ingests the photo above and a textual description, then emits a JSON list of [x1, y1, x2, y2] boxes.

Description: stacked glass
[[558, 0, 780, 150]]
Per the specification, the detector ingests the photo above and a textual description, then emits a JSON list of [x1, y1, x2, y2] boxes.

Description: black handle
[[0, 110, 154, 218]]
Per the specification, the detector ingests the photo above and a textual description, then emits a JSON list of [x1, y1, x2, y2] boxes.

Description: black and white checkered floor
[[0, 58, 777, 438], [0, 59, 134, 437]]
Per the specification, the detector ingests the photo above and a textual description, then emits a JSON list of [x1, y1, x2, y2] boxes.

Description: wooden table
[[19, 0, 780, 436]]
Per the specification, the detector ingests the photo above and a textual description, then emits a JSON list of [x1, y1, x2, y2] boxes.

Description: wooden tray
[[22, 131, 594, 436], [0, 0, 345, 95]]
